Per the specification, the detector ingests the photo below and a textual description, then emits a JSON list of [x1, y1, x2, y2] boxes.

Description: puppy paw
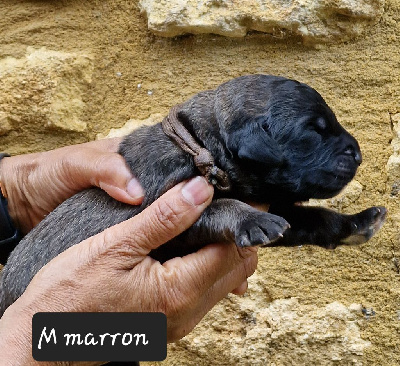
[[235, 212, 290, 248], [340, 206, 387, 246]]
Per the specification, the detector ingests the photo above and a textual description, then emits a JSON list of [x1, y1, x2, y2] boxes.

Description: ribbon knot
[[162, 105, 231, 191]]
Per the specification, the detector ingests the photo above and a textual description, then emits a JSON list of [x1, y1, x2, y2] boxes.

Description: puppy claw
[[238, 234, 252, 248]]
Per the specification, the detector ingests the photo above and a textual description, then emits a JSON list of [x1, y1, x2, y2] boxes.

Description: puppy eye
[[309, 117, 327, 133], [314, 117, 327, 131], [261, 124, 272, 136]]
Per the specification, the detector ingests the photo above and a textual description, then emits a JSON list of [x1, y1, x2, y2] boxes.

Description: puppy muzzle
[[336, 134, 362, 176]]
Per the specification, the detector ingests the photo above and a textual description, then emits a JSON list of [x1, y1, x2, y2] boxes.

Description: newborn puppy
[[0, 74, 386, 315]]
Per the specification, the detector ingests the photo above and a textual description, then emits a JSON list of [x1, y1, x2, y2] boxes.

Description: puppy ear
[[228, 123, 284, 166]]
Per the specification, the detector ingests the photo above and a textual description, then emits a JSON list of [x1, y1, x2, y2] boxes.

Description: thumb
[[95, 176, 214, 259]]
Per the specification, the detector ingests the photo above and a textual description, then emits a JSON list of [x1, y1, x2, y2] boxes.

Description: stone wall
[[1, 0, 399, 365]]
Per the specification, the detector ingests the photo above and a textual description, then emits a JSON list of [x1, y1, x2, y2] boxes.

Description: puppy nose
[[344, 145, 362, 165]]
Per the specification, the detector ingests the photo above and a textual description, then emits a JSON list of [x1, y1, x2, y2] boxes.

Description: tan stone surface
[[171, 286, 371, 365], [386, 113, 400, 195], [0, 47, 93, 138], [0, 0, 399, 365], [139, 0, 384, 44], [172, 298, 370, 366], [97, 113, 163, 139]]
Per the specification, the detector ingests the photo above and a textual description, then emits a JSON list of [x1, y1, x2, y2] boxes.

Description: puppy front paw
[[236, 212, 290, 247], [340, 206, 387, 246]]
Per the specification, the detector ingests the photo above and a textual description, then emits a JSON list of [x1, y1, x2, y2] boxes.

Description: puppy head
[[214, 75, 362, 202]]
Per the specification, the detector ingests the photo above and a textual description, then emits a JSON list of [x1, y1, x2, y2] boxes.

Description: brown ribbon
[[162, 104, 231, 191]]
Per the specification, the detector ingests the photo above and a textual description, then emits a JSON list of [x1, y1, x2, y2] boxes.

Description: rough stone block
[[386, 113, 400, 195], [0, 47, 93, 133], [174, 293, 370, 365], [139, 0, 384, 44], [97, 113, 164, 139], [308, 179, 364, 210]]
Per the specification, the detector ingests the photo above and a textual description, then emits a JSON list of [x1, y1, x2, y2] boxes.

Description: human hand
[[0, 176, 258, 365], [0, 138, 144, 234]]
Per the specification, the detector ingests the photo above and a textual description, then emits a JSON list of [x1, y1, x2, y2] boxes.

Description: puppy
[[0, 74, 386, 316]]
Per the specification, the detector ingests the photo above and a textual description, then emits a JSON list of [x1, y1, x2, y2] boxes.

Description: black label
[[32, 312, 167, 362]]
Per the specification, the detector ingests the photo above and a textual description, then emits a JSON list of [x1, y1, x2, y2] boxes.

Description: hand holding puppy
[[0, 138, 145, 234], [0, 177, 258, 364]]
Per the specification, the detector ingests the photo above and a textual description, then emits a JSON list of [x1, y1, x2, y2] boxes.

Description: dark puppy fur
[[0, 75, 386, 317]]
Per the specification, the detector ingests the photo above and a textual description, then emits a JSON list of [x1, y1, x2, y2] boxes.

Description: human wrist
[[0, 302, 101, 366], [0, 295, 68, 366], [0, 154, 38, 234], [0, 302, 37, 365]]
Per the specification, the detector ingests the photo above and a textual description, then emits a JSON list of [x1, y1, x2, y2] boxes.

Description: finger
[[245, 201, 270, 212], [231, 280, 248, 295], [166, 250, 258, 342], [97, 176, 214, 258], [196, 252, 257, 312], [78, 137, 123, 153], [164, 243, 258, 299]]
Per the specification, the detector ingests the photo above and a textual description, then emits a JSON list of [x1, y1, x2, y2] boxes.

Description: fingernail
[[127, 178, 145, 199], [181, 176, 213, 205]]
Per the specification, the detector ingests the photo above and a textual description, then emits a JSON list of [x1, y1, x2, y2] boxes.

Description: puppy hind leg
[[267, 205, 386, 249]]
